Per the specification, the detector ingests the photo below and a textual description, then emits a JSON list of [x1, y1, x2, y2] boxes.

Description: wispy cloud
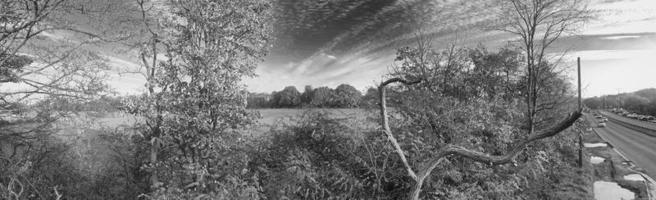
[[253, 0, 504, 92], [76, 0, 655, 96], [251, 0, 656, 94]]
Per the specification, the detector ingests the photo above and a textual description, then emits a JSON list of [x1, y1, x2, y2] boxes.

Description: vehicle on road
[[598, 122, 607, 127]]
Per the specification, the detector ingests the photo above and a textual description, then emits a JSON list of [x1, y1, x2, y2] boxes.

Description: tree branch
[[378, 77, 422, 181]]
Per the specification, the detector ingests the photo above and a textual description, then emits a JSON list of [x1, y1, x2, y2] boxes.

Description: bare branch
[[378, 77, 422, 181], [53, 186, 62, 200]]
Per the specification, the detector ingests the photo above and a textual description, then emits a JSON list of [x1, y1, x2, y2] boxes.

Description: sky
[[81, 0, 656, 98]]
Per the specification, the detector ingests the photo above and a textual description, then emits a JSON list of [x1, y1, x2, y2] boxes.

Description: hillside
[[584, 88, 656, 115]]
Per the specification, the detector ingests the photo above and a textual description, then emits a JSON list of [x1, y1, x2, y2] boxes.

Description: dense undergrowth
[[243, 109, 593, 200]]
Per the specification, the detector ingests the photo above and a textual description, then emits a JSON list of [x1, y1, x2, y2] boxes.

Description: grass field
[[245, 108, 376, 136], [54, 109, 376, 137], [255, 108, 371, 125]]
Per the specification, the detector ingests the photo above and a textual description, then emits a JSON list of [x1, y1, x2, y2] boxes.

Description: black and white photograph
[[1, 0, 656, 199]]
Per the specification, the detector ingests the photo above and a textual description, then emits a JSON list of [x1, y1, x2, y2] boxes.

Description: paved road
[[591, 113, 656, 179]]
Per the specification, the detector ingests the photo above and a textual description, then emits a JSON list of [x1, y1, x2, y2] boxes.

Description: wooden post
[[577, 57, 583, 168], [578, 57, 582, 110], [578, 130, 583, 168]]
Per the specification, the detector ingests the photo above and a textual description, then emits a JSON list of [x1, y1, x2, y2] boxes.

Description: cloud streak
[[247, 0, 656, 94]]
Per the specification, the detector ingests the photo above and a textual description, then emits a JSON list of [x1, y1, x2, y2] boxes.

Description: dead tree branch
[[377, 77, 582, 200], [378, 77, 422, 181]]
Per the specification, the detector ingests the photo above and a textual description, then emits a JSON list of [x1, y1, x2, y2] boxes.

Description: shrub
[[249, 111, 413, 199]]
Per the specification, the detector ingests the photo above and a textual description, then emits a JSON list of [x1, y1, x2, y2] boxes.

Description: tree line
[[584, 88, 656, 116], [247, 84, 379, 108]]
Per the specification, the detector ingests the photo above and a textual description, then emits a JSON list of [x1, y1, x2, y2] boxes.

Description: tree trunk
[[150, 139, 158, 188]]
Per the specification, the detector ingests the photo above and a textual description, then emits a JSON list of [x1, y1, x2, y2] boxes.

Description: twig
[[54, 186, 63, 200]]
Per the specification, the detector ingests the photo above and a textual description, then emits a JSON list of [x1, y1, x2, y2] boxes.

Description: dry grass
[[243, 108, 376, 137]]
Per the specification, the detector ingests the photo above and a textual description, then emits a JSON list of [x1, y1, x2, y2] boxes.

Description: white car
[[598, 122, 607, 127]]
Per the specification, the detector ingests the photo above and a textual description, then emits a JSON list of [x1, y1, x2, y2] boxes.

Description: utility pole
[[577, 57, 583, 168], [578, 57, 582, 110]]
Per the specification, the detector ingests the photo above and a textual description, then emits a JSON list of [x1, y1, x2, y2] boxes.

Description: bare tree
[[0, 1, 135, 198], [0, 0, 107, 159], [497, 0, 591, 133], [1, 0, 137, 102]]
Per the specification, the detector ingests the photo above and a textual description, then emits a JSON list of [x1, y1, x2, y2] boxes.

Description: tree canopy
[[251, 84, 365, 108]]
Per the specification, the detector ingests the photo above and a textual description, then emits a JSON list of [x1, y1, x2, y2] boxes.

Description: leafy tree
[[310, 87, 336, 108], [125, 0, 273, 198], [583, 97, 602, 109], [467, 45, 523, 101], [359, 87, 379, 108], [333, 84, 362, 108], [272, 86, 301, 108], [247, 93, 272, 108], [584, 88, 656, 116], [623, 94, 650, 114], [300, 85, 313, 105]]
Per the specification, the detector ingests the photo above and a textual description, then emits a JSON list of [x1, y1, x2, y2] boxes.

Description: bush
[[249, 111, 413, 199]]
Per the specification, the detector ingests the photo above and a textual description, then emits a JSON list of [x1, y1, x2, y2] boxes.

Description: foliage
[[1, 113, 149, 200], [0, 133, 85, 200], [251, 84, 365, 109], [310, 87, 337, 108], [386, 41, 585, 199], [0, 0, 132, 198], [356, 88, 377, 109], [92, 126, 149, 199], [497, 0, 591, 133], [585, 88, 656, 116], [247, 93, 272, 109], [301, 85, 314, 105], [249, 111, 412, 200], [271, 86, 302, 108], [124, 0, 274, 198], [333, 84, 363, 108], [623, 95, 650, 113]]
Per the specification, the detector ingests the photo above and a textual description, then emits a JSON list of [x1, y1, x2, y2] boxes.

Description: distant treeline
[[584, 88, 656, 116], [247, 84, 379, 108]]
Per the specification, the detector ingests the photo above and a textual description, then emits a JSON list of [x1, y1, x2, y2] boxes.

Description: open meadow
[[245, 108, 377, 136], [55, 108, 377, 137]]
